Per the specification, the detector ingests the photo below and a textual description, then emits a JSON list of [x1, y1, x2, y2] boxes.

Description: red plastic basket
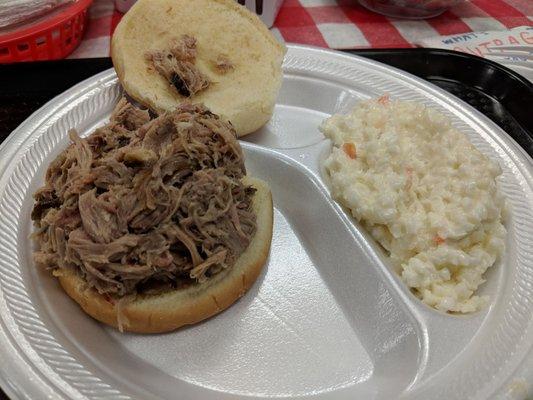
[[0, 0, 93, 63]]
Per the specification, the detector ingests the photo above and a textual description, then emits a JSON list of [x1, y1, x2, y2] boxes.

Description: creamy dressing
[[321, 98, 505, 313]]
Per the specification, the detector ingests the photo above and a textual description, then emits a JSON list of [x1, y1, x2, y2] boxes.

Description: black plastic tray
[[0, 48, 531, 400]]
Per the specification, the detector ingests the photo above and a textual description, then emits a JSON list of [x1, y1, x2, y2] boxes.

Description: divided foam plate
[[0, 45, 531, 400]]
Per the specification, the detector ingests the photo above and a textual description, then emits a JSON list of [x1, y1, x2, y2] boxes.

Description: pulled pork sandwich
[[32, 98, 273, 333]]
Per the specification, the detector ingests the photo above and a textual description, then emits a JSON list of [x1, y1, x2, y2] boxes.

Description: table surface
[[68, 0, 533, 59]]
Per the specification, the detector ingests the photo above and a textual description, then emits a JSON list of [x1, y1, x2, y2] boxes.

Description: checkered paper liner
[[70, 0, 531, 58]]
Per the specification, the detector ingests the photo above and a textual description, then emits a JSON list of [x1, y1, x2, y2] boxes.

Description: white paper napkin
[[0, 0, 73, 29], [416, 26, 533, 82]]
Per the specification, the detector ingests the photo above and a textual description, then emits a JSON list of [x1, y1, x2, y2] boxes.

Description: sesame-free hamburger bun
[[111, 0, 286, 136]]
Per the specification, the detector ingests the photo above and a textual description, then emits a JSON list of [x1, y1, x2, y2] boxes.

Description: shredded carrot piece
[[378, 94, 390, 105], [342, 142, 357, 159], [433, 235, 446, 245]]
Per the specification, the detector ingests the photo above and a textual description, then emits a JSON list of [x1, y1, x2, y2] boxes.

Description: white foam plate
[[0, 45, 532, 400]]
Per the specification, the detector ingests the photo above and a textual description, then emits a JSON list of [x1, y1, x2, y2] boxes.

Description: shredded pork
[[32, 98, 257, 298], [146, 35, 210, 97]]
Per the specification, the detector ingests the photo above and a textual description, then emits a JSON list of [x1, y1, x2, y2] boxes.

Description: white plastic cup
[[114, 0, 283, 27], [114, 0, 137, 13]]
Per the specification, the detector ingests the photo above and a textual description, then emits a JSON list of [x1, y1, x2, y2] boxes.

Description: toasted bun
[[57, 177, 273, 333], [111, 0, 286, 137]]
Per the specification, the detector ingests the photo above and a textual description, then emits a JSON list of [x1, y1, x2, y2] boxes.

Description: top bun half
[[111, 0, 286, 136]]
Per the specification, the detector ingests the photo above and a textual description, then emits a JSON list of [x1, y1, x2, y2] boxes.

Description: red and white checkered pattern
[[69, 0, 533, 58]]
